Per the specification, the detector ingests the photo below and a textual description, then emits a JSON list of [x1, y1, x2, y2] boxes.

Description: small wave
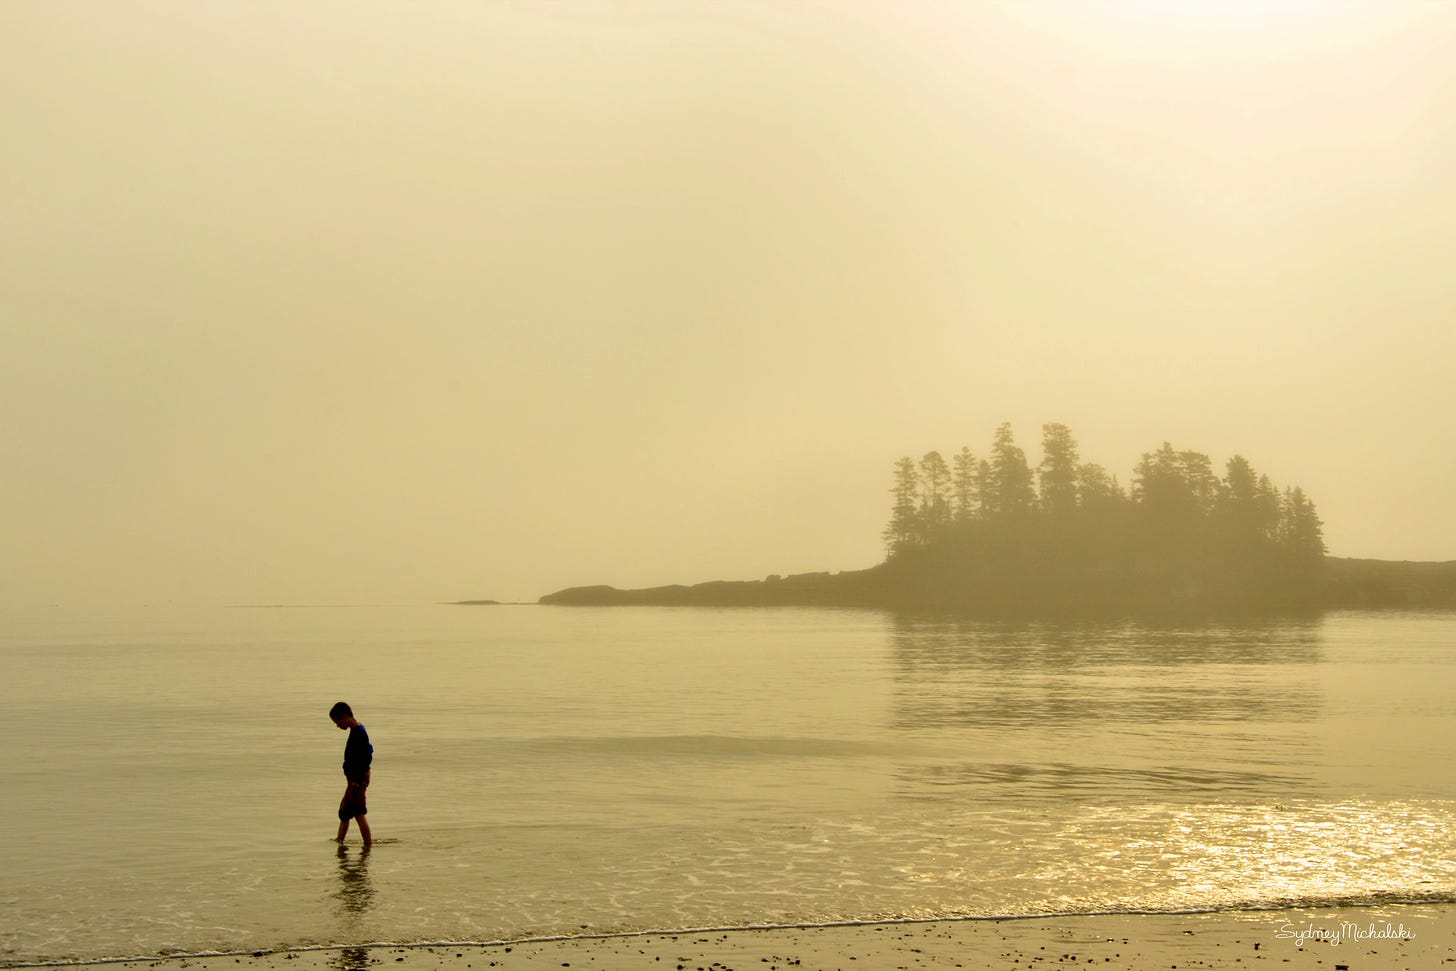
[[494, 734, 944, 760]]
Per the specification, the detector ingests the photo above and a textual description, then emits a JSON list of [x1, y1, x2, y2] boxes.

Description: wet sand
[[41, 904, 1453, 971]]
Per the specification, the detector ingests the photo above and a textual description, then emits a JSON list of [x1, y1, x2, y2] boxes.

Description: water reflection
[[891, 614, 1327, 667], [890, 615, 1325, 728], [1024, 800, 1456, 912], [887, 616, 1329, 803], [911, 760, 1311, 797], [333, 844, 374, 971]]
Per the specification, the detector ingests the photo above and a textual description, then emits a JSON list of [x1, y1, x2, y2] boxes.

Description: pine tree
[[882, 457, 921, 557], [1038, 422, 1080, 515], [1254, 474, 1282, 542], [1132, 443, 1183, 514], [1178, 450, 1219, 519], [983, 422, 1036, 517], [1133, 443, 1216, 525], [919, 451, 952, 540], [1280, 486, 1327, 563], [1076, 463, 1124, 507], [1218, 455, 1262, 541], [952, 446, 979, 522]]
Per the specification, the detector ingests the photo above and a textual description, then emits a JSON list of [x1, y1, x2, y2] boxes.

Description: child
[[328, 701, 373, 846]]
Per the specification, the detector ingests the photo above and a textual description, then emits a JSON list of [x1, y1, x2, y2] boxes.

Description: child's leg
[[357, 814, 372, 847], [336, 817, 350, 842]]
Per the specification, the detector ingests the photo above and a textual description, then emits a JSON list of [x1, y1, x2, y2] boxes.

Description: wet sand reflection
[[333, 844, 374, 971]]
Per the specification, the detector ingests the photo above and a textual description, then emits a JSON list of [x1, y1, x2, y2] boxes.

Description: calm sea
[[2, 605, 1454, 964]]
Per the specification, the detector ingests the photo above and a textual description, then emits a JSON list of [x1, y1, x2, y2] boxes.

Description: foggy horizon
[[5, 1, 1455, 608]]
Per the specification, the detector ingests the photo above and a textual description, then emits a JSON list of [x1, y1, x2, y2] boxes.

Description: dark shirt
[[342, 724, 373, 782]]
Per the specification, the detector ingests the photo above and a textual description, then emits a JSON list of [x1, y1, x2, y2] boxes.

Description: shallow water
[[2, 605, 1453, 963]]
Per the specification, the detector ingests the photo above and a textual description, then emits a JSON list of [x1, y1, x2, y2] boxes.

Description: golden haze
[[2, 1, 1452, 605]]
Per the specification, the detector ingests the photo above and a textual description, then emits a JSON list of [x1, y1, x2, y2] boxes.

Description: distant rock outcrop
[[538, 569, 883, 607], [1324, 558, 1456, 608]]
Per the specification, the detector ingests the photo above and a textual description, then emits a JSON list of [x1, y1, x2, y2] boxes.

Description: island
[[538, 423, 1456, 613]]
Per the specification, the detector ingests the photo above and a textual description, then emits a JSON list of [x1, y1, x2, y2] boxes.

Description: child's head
[[329, 701, 354, 728]]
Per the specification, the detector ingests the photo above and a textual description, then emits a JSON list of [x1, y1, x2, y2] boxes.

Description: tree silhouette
[[1280, 486, 1326, 563], [1076, 462, 1123, 508], [882, 457, 921, 557], [919, 451, 952, 539], [1255, 474, 1282, 542], [1220, 455, 1259, 530], [983, 423, 1036, 518], [952, 446, 979, 523], [883, 421, 1328, 609], [1037, 422, 1080, 516]]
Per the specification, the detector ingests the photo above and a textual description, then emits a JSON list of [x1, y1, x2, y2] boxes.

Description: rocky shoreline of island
[[533, 556, 1456, 612]]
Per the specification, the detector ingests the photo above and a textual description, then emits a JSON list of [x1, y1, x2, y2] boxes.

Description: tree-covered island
[[539, 422, 1456, 613]]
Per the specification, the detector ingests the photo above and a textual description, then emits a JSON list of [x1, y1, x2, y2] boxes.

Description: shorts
[[339, 777, 369, 821]]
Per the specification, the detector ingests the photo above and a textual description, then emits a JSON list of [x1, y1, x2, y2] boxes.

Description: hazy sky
[[4, 1, 1454, 607]]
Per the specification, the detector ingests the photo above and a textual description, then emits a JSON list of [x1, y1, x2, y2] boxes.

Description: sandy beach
[[36, 905, 1450, 971]]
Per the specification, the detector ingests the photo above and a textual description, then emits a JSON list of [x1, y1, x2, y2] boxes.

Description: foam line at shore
[[8, 899, 1454, 970]]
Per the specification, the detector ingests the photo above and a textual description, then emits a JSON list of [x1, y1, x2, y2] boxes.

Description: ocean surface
[[2, 604, 1454, 964]]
